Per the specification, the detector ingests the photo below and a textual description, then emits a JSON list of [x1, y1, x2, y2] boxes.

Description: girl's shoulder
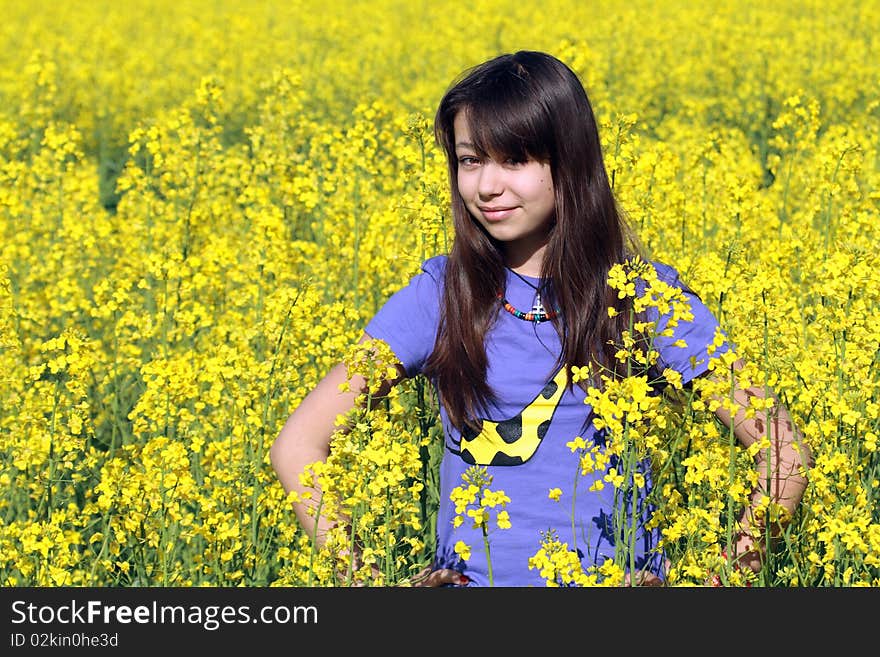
[[632, 260, 695, 299], [645, 259, 706, 304], [420, 254, 448, 281], [648, 260, 683, 285]]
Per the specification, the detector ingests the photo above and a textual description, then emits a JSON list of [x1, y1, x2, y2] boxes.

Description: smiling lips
[[479, 206, 518, 221]]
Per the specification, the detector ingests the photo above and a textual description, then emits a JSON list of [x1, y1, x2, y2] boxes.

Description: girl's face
[[453, 112, 555, 262]]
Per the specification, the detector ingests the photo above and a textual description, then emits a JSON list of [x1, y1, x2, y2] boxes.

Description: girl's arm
[[269, 333, 404, 547], [710, 359, 814, 571], [270, 333, 466, 587]]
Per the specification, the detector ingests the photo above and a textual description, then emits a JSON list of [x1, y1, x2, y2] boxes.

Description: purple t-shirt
[[365, 255, 728, 586]]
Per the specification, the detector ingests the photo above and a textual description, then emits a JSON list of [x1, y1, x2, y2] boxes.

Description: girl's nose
[[478, 162, 504, 198]]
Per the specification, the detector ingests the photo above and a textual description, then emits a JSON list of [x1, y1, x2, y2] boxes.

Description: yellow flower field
[[0, 0, 877, 586]]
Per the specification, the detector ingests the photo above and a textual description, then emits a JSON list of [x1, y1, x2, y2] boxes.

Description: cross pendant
[[531, 293, 546, 315]]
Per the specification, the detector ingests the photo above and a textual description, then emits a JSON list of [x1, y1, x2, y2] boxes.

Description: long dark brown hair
[[424, 50, 643, 431]]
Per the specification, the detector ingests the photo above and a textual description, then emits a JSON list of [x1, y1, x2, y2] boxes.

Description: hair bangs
[[462, 82, 553, 164]]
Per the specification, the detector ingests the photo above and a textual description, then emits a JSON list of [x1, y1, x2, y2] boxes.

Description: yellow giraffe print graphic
[[459, 367, 568, 466]]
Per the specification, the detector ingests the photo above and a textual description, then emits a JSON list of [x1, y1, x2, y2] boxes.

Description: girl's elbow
[[268, 435, 285, 474], [269, 425, 296, 472]]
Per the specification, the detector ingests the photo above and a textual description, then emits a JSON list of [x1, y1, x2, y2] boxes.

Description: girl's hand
[[408, 566, 469, 587], [623, 571, 664, 586], [706, 533, 764, 586], [623, 558, 669, 586], [730, 531, 764, 573]]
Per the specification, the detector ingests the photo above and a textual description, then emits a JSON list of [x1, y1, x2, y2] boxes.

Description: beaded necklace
[[498, 268, 559, 323]]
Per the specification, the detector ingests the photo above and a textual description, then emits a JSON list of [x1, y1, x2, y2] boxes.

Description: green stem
[[724, 363, 737, 584], [43, 379, 62, 524], [88, 507, 114, 584], [570, 451, 580, 554], [385, 489, 392, 583], [482, 523, 493, 587], [306, 494, 324, 588], [252, 291, 301, 578]]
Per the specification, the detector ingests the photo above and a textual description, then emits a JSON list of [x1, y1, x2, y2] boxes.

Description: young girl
[[270, 50, 811, 587]]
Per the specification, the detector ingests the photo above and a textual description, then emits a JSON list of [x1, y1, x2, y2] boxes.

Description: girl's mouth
[[479, 206, 517, 221]]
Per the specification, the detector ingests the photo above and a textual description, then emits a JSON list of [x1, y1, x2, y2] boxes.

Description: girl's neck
[[503, 242, 547, 278]]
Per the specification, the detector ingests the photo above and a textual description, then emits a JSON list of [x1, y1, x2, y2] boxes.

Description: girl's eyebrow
[[455, 141, 477, 150]]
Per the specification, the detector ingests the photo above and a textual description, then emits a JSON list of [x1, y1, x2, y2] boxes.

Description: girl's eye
[[458, 156, 480, 167], [504, 157, 525, 166]]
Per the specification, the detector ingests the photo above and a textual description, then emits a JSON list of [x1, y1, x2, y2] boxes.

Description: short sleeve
[[647, 262, 732, 385], [364, 255, 446, 377]]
